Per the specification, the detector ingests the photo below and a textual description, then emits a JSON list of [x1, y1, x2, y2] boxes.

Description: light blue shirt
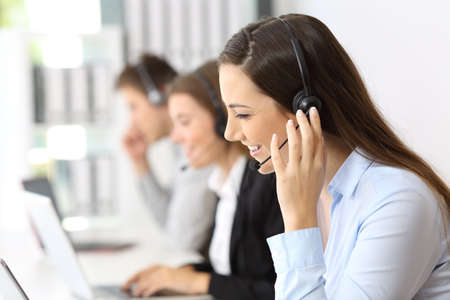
[[267, 150, 450, 299]]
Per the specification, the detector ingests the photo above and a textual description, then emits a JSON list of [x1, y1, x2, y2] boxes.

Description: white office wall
[[274, 0, 450, 183], [125, 0, 257, 69], [0, 30, 33, 231]]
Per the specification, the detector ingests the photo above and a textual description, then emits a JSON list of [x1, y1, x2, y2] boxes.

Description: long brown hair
[[169, 60, 225, 120], [219, 14, 449, 230]]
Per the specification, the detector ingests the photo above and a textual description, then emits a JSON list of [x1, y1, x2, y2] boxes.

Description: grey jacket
[[138, 142, 216, 254]]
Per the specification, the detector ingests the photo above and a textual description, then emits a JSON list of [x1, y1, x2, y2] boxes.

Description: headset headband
[[277, 17, 312, 97], [195, 71, 224, 119], [136, 63, 164, 105], [194, 70, 227, 137]]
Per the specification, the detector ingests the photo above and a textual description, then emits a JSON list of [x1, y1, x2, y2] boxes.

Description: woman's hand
[[122, 125, 150, 175], [271, 107, 326, 232], [121, 265, 210, 297]]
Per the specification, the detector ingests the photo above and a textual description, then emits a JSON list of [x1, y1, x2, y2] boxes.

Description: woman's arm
[[121, 265, 210, 297], [138, 170, 171, 225], [268, 189, 442, 299], [139, 161, 216, 253], [268, 108, 442, 299], [121, 264, 276, 300]]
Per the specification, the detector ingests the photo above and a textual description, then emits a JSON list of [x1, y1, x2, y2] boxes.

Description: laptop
[[0, 259, 30, 300], [22, 177, 135, 252], [23, 192, 212, 300]]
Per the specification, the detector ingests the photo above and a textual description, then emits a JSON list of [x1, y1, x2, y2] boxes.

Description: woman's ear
[[281, 108, 297, 125], [272, 99, 295, 121]]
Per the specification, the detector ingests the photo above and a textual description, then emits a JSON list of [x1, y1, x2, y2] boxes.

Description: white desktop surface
[[0, 218, 208, 300]]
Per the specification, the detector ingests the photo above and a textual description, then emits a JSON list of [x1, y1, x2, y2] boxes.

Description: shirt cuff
[[267, 227, 324, 274]]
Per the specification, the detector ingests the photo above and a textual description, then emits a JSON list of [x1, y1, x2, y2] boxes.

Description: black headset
[[249, 17, 323, 171], [278, 17, 322, 116], [194, 71, 227, 139], [136, 63, 165, 106]]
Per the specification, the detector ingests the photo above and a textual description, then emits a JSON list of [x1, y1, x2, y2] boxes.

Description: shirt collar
[[208, 156, 248, 198], [328, 148, 374, 201]]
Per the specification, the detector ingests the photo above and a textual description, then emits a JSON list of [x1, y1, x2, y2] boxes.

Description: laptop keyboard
[[94, 285, 131, 298]]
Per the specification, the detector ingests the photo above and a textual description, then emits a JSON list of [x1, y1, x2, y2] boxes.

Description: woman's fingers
[[125, 265, 161, 295], [309, 107, 322, 139], [122, 272, 141, 291], [270, 133, 286, 174], [309, 107, 325, 165], [133, 280, 148, 297], [286, 119, 301, 164], [133, 276, 159, 297], [296, 110, 314, 164], [142, 285, 160, 297]]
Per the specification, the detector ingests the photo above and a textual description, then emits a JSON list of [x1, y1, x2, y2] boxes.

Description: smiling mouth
[[247, 144, 262, 157]]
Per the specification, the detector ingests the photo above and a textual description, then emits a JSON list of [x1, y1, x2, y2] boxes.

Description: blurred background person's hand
[[122, 125, 150, 176]]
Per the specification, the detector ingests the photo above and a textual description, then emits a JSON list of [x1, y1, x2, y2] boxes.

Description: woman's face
[[120, 85, 168, 143], [219, 64, 295, 174], [169, 93, 227, 168]]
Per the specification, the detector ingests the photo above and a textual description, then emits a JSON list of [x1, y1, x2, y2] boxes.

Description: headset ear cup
[[148, 89, 164, 105], [298, 96, 323, 117], [215, 116, 227, 139], [216, 123, 226, 138], [292, 91, 305, 113], [292, 89, 323, 117]]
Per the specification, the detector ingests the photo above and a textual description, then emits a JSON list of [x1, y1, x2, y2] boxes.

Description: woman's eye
[[235, 114, 250, 119]]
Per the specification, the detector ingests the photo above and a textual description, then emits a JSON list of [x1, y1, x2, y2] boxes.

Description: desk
[[0, 217, 206, 300]]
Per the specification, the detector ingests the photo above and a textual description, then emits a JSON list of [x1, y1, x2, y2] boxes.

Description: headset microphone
[[179, 136, 219, 172], [248, 160, 260, 171], [249, 124, 299, 171]]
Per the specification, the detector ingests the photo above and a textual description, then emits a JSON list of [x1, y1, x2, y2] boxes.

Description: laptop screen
[[23, 192, 93, 300], [0, 259, 30, 300], [22, 177, 63, 220]]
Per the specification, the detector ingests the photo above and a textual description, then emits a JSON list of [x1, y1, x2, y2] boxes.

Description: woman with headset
[[116, 54, 216, 255], [218, 14, 450, 299], [121, 61, 284, 300]]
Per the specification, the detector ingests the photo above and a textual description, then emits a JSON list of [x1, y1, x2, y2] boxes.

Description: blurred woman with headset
[[122, 61, 284, 300], [116, 54, 216, 255], [218, 14, 450, 299]]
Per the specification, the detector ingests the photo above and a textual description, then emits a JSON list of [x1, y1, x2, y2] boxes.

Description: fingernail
[[272, 133, 277, 142], [297, 110, 304, 117], [287, 119, 294, 126]]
